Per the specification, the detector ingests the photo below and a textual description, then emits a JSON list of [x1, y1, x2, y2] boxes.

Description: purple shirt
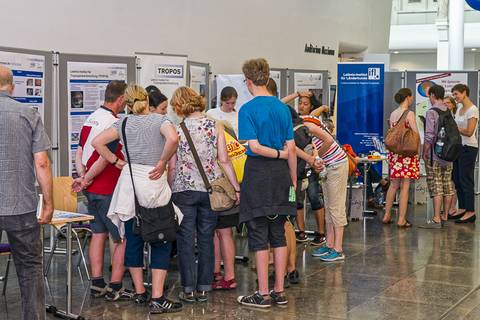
[[425, 102, 451, 166]]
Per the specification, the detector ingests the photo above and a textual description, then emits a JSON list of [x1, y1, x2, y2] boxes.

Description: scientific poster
[[189, 65, 207, 98], [216, 74, 253, 110], [137, 54, 187, 124], [67, 61, 128, 176], [293, 72, 323, 110], [415, 72, 468, 142], [0, 51, 45, 120]]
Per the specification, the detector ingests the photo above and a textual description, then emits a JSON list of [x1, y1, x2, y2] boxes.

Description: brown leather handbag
[[384, 110, 420, 157]]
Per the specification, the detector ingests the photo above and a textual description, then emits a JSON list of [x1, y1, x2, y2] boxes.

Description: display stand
[[57, 53, 136, 177], [286, 69, 330, 109], [270, 68, 288, 99], [186, 61, 210, 109]]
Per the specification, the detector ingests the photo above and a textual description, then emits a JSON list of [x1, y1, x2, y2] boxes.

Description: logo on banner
[[368, 68, 381, 80], [155, 64, 184, 79]]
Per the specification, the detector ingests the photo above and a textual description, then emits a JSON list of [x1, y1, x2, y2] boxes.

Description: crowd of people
[[0, 56, 478, 318]]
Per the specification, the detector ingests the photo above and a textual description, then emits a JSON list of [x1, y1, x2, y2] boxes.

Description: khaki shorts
[[426, 161, 454, 198]]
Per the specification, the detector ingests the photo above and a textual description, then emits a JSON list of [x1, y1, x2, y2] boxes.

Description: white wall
[[1, 0, 391, 81], [390, 52, 480, 70]]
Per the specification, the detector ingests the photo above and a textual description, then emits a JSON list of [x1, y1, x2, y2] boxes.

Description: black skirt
[[239, 156, 296, 224]]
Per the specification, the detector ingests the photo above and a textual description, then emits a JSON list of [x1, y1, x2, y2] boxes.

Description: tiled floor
[[1, 204, 480, 320]]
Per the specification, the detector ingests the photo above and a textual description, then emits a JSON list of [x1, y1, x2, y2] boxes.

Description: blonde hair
[[242, 58, 270, 86], [170, 86, 206, 117], [124, 84, 148, 114]]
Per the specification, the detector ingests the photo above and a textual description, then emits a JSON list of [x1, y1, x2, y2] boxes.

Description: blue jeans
[[172, 191, 218, 293]]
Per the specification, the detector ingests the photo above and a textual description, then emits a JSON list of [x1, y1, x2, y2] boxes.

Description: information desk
[[46, 211, 93, 320]]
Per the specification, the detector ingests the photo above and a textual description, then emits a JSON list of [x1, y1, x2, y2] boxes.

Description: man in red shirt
[[73, 81, 132, 301]]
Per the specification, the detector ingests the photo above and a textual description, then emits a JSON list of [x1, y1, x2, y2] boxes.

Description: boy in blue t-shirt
[[236, 58, 297, 308]]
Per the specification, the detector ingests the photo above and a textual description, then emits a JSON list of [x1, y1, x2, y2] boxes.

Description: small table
[[46, 210, 93, 320], [357, 156, 387, 219]]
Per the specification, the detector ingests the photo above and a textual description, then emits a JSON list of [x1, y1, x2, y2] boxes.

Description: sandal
[[212, 278, 237, 290], [382, 215, 393, 224], [397, 220, 412, 228]]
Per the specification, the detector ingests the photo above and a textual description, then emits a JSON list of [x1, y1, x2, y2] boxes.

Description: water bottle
[[435, 127, 446, 155], [316, 156, 327, 180]]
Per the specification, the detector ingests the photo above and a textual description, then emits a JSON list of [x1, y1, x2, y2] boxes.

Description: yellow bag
[[224, 130, 247, 183]]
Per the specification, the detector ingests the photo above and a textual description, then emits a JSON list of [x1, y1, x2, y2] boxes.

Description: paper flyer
[[0, 51, 46, 120], [415, 72, 468, 142], [67, 61, 128, 176], [293, 72, 323, 111]]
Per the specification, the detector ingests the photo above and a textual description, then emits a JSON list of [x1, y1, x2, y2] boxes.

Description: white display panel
[[67, 61, 128, 176], [0, 51, 46, 120], [293, 72, 323, 111], [189, 65, 208, 98], [216, 74, 253, 111]]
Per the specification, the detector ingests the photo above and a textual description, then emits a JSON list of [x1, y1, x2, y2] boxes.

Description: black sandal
[[397, 220, 412, 228]]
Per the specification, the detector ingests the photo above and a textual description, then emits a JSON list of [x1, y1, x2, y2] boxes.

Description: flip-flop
[[397, 220, 412, 228]]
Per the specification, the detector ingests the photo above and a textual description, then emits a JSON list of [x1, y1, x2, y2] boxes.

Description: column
[[448, 0, 465, 69]]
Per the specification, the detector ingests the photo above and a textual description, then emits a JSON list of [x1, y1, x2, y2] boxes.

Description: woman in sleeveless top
[[384, 88, 420, 227]]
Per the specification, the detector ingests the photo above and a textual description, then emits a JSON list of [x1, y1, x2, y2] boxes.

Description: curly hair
[[170, 86, 206, 117], [242, 58, 270, 86]]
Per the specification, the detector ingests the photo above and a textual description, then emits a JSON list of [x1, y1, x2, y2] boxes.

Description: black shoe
[[310, 234, 326, 247], [135, 291, 149, 304], [448, 212, 465, 220], [269, 290, 288, 305], [288, 270, 300, 284], [296, 232, 308, 243], [149, 297, 183, 314], [237, 292, 272, 308], [105, 288, 135, 302], [196, 291, 208, 302], [178, 291, 196, 303], [455, 215, 476, 224], [90, 285, 111, 298]]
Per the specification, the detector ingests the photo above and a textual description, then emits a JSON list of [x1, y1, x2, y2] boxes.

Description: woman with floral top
[[167, 87, 240, 303], [383, 88, 420, 227]]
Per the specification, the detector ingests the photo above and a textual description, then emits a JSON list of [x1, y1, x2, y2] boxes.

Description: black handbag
[[121, 117, 178, 243]]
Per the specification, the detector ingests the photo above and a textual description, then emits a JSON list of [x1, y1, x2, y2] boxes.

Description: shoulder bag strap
[[179, 120, 212, 193], [392, 110, 410, 128], [121, 117, 141, 213]]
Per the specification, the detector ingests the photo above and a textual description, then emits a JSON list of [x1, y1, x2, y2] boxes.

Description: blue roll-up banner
[[336, 63, 385, 157], [466, 0, 480, 11]]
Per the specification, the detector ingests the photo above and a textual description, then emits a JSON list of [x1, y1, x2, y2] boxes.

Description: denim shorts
[[84, 191, 121, 242]]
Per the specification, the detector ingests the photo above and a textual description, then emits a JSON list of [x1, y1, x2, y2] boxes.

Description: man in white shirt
[[207, 86, 239, 135]]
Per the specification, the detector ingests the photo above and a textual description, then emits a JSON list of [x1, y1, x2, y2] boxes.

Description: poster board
[[383, 72, 405, 137], [187, 61, 210, 109], [215, 74, 253, 110], [270, 68, 287, 99], [136, 53, 187, 124], [287, 69, 329, 111], [58, 53, 136, 176]]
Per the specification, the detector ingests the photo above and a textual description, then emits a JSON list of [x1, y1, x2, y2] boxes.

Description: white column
[[448, 0, 465, 69], [436, 20, 449, 70]]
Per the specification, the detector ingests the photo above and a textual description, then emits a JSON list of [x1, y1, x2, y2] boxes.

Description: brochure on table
[[137, 54, 187, 124], [216, 74, 253, 110], [67, 61, 128, 176], [0, 50, 46, 120]]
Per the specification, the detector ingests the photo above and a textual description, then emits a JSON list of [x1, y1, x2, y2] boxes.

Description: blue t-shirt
[[238, 96, 294, 156]]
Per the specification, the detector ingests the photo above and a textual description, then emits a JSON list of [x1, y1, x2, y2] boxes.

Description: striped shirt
[[302, 115, 347, 166]]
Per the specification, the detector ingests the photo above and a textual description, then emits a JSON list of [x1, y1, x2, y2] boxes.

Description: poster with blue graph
[[336, 63, 385, 156]]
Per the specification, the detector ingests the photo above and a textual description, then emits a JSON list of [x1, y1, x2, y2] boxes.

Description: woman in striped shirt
[[302, 115, 349, 262]]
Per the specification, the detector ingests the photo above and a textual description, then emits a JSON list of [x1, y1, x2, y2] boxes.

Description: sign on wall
[[67, 61, 128, 176], [0, 51, 45, 120], [336, 63, 385, 156], [415, 72, 468, 142]]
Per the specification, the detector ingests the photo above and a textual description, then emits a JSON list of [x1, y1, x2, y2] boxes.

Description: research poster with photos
[[293, 72, 323, 111], [137, 54, 187, 124], [189, 65, 207, 98], [415, 72, 468, 143], [0, 51, 45, 120], [216, 74, 253, 110], [67, 61, 128, 176]]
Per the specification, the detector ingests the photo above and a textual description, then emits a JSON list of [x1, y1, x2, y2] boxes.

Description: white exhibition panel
[[292, 72, 323, 111], [216, 74, 253, 110]]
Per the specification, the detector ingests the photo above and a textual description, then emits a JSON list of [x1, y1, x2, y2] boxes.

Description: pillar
[[448, 0, 465, 70]]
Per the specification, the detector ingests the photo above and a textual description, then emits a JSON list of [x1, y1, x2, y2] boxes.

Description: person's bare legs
[[109, 237, 115, 266], [333, 226, 344, 253], [449, 192, 458, 215], [296, 208, 306, 233], [273, 246, 287, 293], [432, 196, 443, 223], [217, 228, 236, 283], [284, 222, 297, 273], [442, 195, 453, 221], [89, 233, 108, 278], [255, 250, 270, 295], [325, 223, 334, 248], [397, 179, 410, 226], [110, 240, 126, 283], [214, 232, 222, 277], [384, 179, 400, 223], [151, 269, 168, 299], [314, 208, 325, 235], [130, 267, 146, 294]]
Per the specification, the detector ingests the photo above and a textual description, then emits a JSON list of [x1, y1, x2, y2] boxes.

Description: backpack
[[293, 123, 313, 179], [432, 108, 462, 162], [384, 110, 420, 157]]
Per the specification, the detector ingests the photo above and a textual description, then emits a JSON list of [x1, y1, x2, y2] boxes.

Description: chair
[[0, 232, 12, 296], [44, 177, 92, 285]]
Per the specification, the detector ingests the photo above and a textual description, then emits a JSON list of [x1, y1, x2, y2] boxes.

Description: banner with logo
[[415, 72, 468, 142], [337, 63, 385, 156], [137, 54, 187, 123]]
